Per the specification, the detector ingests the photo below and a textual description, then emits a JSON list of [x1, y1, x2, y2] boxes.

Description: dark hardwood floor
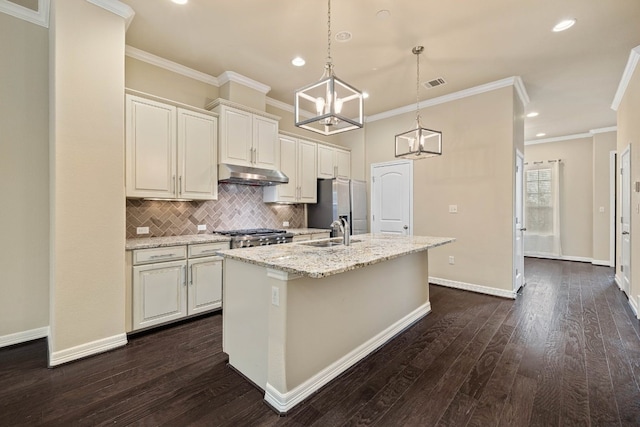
[[2, 258, 640, 426]]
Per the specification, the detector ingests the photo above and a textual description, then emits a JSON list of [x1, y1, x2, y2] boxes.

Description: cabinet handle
[[189, 264, 193, 285], [334, 165, 337, 178], [252, 147, 256, 164], [182, 265, 187, 286], [179, 176, 182, 195], [199, 249, 218, 254], [150, 253, 175, 259], [172, 175, 176, 196]]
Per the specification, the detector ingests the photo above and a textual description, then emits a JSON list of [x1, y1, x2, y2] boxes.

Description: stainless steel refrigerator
[[307, 178, 368, 235]]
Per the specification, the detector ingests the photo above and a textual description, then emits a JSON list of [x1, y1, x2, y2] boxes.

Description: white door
[[371, 160, 413, 235], [177, 109, 218, 200], [132, 260, 187, 330], [125, 95, 177, 198], [514, 151, 525, 292], [188, 257, 223, 315], [621, 146, 631, 295], [252, 115, 279, 169], [317, 145, 336, 178], [220, 106, 252, 166]]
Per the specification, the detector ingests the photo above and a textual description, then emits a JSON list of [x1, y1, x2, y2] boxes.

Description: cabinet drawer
[[189, 242, 229, 258], [133, 246, 187, 265]]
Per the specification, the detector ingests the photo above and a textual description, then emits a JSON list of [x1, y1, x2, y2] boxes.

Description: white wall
[[48, 0, 127, 364], [0, 11, 50, 344], [593, 131, 617, 264]]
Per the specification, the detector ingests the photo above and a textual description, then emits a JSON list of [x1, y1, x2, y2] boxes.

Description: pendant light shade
[[294, 0, 364, 136], [395, 46, 442, 159]]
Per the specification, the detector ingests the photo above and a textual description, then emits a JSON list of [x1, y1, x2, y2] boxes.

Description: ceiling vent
[[423, 77, 446, 89]]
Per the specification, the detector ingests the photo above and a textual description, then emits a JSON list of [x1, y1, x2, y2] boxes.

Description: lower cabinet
[[128, 241, 227, 332]]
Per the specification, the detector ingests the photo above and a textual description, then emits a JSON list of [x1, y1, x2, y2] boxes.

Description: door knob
[[403, 225, 408, 230], [519, 227, 527, 231], [622, 231, 630, 235]]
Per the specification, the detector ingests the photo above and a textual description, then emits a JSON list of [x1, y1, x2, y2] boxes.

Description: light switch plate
[[599, 207, 605, 213], [283, 221, 289, 227], [136, 227, 149, 235], [197, 224, 207, 231], [449, 205, 458, 213]]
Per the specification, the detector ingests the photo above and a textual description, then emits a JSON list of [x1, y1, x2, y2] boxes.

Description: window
[[525, 168, 552, 234]]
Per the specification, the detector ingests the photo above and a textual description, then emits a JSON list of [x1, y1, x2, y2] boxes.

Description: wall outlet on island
[[197, 224, 207, 231], [282, 221, 289, 227], [136, 227, 149, 235]]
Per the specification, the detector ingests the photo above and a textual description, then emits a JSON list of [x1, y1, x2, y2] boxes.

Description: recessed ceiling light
[[552, 19, 576, 32], [291, 57, 305, 67], [526, 112, 539, 118], [536, 133, 546, 137], [335, 31, 352, 42], [171, 0, 188, 4], [376, 9, 391, 19], [363, 92, 370, 99]]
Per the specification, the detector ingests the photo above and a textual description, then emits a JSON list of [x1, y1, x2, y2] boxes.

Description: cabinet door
[[132, 260, 187, 330], [276, 135, 298, 202], [298, 139, 318, 203], [317, 145, 336, 179], [253, 115, 279, 169], [126, 95, 177, 198], [188, 257, 223, 315], [219, 106, 252, 166], [177, 109, 218, 200], [335, 148, 351, 180]]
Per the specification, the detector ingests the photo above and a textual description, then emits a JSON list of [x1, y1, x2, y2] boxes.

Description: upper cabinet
[[264, 134, 317, 204], [318, 144, 351, 180], [207, 99, 280, 170], [125, 92, 218, 200]]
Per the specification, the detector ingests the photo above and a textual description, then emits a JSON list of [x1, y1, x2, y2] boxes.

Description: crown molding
[[85, 0, 134, 29], [266, 97, 293, 113], [525, 132, 592, 146], [366, 76, 528, 123], [125, 45, 219, 86], [590, 126, 617, 134], [217, 71, 271, 94], [611, 45, 640, 111], [0, 0, 49, 27]]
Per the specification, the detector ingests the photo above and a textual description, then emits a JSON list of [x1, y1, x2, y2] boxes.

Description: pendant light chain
[[326, 0, 332, 66], [415, 47, 422, 126]]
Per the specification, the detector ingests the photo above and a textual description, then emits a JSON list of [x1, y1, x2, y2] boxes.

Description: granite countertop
[[285, 228, 331, 236], [217, 233, 455, 279], [125, 234, 231, 250]]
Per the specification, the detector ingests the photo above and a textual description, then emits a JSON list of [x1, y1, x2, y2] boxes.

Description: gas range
[[215, 228, 294, 249]]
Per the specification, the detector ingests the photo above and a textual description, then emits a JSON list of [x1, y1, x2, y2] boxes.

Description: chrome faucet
[[330, 218, 350, 246]]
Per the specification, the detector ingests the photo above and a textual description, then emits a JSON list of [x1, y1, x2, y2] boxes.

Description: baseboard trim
[[525, 254, 592, 263], [615, 274, 622, 290], [264, 301, 432, 413], [629, 296, 638, 318], [0, 326, 49, 349], [49, 333, 127, 367], [429, 277, 516, 299], [592, 259, 613, 267]]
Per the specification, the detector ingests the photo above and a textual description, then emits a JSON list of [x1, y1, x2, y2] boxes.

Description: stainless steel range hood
[[218, 163, 289, 186]]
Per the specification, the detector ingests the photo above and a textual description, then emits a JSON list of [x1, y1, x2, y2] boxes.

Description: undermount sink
[[300, 238, 361, 248]]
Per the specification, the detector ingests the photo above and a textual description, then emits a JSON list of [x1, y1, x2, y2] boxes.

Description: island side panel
[[283, 251, 429, 391], [223, 258, 271, 389]]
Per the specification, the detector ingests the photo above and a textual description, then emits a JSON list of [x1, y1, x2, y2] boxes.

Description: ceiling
[[121, 0, 640, 141]]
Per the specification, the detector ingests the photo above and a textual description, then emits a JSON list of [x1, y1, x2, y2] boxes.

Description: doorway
[[515, 151, 525, 293], [620, 146, 631, 296], [371, 160, 413, 235]]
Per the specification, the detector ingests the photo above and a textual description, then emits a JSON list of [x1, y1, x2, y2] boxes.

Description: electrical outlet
[[449, 205, 458, 213], [197, 224, 207, 231], [283, 221, 290, 227], [136, 227, 149, 235], [271, 286, 280, 306], [599, 207, 605, 213], [449, 256, 455, 265]]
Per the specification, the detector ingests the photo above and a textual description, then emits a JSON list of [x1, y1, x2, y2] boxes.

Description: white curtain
[[524, 161, 562, 257]]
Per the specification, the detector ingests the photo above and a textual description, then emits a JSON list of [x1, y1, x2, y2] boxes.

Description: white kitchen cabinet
[[317, 144, 351, 180], [263, 134, 317, 203], [125, 92, 218, 200], [208, 99, 280, 170], [133, 260, 188, 330], [128, 241, 228, 332]]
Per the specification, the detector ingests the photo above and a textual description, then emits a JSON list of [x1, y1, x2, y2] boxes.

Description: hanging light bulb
[[294, 0, 364, 136], [395, 46, 442, 159]]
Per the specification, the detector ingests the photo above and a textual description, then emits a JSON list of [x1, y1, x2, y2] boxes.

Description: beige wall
[[0, 12, 50, 340], [593, 132, 617, 264], [617, 62, 640, 310], [125, 56, 219, 109], [48, 0, 126, 358], [525, 137, 594, 260], [364, 86, 519, 292]]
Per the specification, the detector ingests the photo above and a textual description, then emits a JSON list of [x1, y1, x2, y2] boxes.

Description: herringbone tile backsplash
[[126, 184, 305, 238]]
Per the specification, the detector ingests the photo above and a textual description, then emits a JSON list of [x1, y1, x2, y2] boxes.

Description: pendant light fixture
[[395, 46, 442, 159], [294, 0, 364, 136]]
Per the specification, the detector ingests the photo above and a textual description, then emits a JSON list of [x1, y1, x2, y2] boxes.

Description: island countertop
[[217, 233, 455, 278]]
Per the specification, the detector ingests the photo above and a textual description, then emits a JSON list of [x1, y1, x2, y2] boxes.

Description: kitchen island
[[217, 233, 454, 413]]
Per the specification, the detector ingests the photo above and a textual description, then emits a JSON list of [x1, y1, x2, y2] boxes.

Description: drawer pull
[[149, 253, 175, 259], [199, 249, 219, 254]]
